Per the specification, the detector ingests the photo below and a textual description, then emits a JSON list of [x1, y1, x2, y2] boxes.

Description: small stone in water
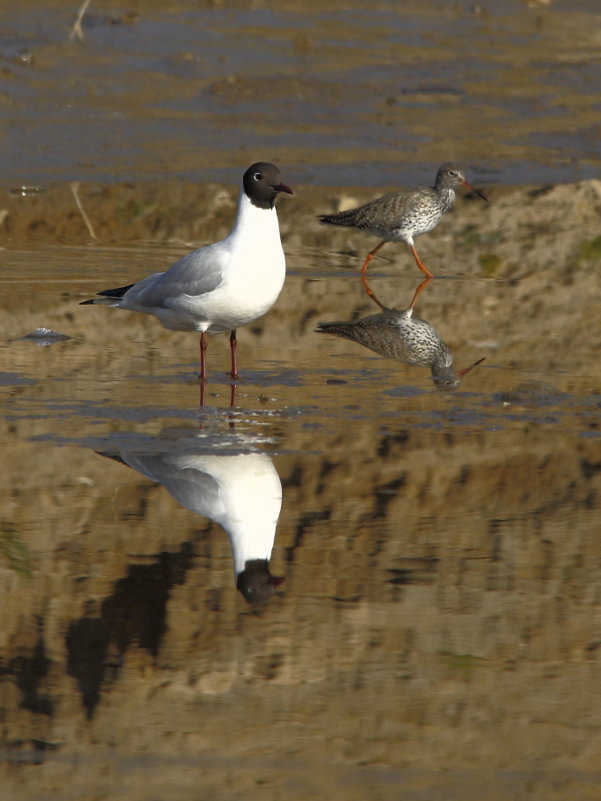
[[21, 328, 72, 347]]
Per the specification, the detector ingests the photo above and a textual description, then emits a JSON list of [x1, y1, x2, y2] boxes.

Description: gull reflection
[[100, 432, 284, 605], [317, 281, 483, 390]]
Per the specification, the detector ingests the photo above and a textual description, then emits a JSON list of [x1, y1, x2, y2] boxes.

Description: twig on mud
[[69, 0, 92, 41], [70, 182, 99, 240]]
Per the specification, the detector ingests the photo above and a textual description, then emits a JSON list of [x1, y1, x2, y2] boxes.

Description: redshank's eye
[[253, 172, 263, 181]]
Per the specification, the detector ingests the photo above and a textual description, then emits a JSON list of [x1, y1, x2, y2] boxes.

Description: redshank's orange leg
[[360, 241, 386, 308], [360, 240, 385, 275], [409, 245, 434, 279], [408, 276, 432, 309], [199, 331, 208, 381], [361, 273, 386, 310], [229, 330, 238, 380]]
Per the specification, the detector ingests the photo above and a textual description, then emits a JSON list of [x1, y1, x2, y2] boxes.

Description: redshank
[[317, 301, 484, 391], [318, 163, 486, 302], [80, 162, 293, 381]]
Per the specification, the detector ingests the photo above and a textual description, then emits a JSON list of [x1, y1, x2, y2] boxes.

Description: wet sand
[[2, 0, 601, 186], [1, 174, 600, 800], [1, 0, 601, 797]]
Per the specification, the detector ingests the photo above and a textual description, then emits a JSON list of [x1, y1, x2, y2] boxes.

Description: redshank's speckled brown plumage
[[318, 163, 487, 302], [317, 305, 484, 391]]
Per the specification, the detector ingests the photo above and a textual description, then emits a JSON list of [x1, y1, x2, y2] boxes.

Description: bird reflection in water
[[317, 278, 483, 391], [100, 433, 284, 605]]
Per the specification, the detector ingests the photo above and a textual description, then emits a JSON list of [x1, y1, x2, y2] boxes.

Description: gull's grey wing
[[124, 243, 229, 309], [120, 452, 226, 520]]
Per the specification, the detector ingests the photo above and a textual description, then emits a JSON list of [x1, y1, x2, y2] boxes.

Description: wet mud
[[1, 1, 601, 799], [1, 173, 601, 800], [1, 0, 601, 186]]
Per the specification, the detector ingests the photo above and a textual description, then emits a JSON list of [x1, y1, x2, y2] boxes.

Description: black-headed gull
[[101, 444, 284, 605], [81, 162, 293, 380]]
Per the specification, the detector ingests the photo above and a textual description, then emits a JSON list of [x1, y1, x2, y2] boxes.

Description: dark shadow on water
[[66, 544, 194, 719], [3, 624, 53, 717], [62, 422, 287, 718]]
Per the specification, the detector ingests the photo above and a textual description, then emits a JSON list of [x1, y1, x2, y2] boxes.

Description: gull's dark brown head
[[237, 559, 285, 605], [243, 162, 293, 209]]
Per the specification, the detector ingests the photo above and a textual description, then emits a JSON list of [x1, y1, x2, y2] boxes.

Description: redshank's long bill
[[318, 163, 487, 301], [80, 162, 293, 382]]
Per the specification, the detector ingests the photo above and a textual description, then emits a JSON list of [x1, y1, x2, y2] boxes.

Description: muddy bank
[[0, 176, 600, 801], [1, 175, 601, 372]]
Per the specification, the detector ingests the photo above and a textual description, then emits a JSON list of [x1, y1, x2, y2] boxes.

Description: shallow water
[[1, 228, 601, 799], [1, 0, 601, 795], [2, 0, 601, 188]]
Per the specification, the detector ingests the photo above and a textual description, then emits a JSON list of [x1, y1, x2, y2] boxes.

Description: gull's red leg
[[229, 330, 238, 380], [199, 332, 208, 381]]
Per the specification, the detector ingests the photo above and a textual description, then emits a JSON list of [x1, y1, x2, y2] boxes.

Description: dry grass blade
[[69, 0, 93, 41], [70, 181, 99, 240]]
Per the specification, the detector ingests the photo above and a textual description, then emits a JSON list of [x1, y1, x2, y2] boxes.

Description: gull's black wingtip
[[79, 283, 135, 306], [98, 283, 134, 298]]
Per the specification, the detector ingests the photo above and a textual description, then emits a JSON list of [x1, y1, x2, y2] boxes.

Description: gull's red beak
[[274, 183, 293, 195], [461, 180, 487, 202]]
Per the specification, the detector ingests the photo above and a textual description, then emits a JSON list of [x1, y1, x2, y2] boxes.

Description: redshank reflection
[[317, 290, 484, 391]]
